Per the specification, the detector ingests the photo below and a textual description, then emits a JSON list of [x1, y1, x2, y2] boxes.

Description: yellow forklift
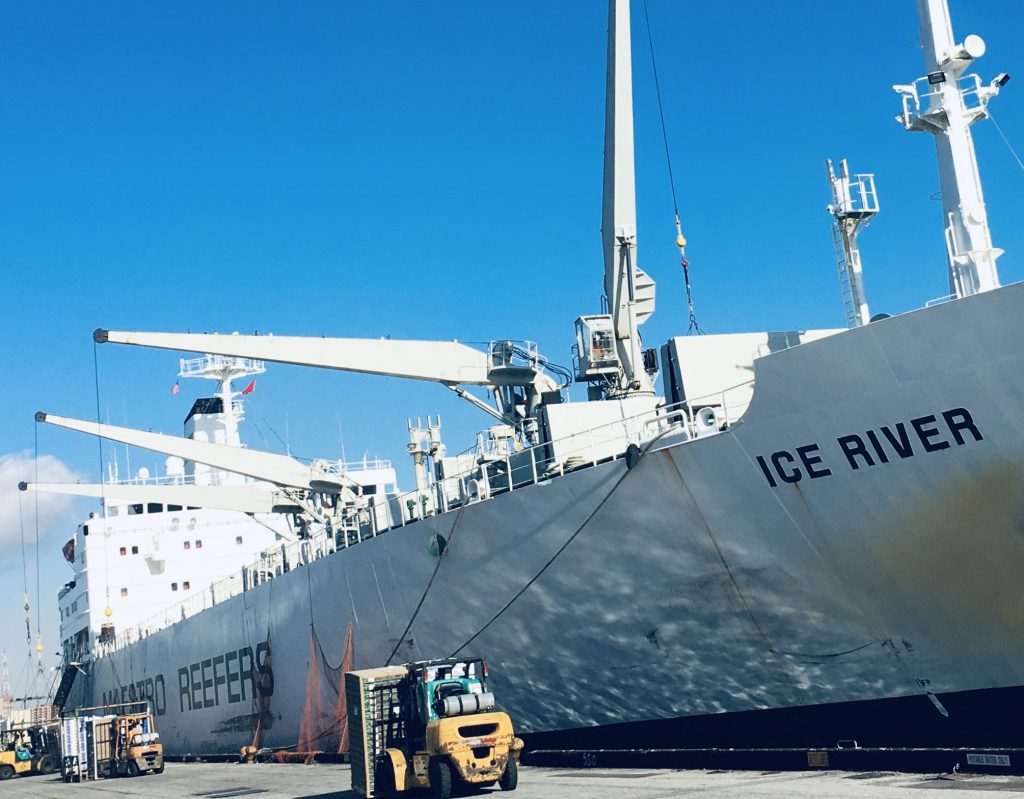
[[346, 657, 522, 798], [60, 702, 164, 781], [0, 724, 60, 780]]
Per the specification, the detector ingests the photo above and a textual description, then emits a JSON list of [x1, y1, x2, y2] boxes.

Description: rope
[[642, 0, 678, 216], [987, 110, 1024, 174], [449, 432, 668, 657], [33, 424, 42, 664], [385, 504, 469, 666], [642, 0, 703, 335]]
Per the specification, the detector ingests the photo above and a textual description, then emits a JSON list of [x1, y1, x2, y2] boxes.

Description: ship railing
[[925, 292, 958, 308], [897, 73, 987, 131], [108, 472, 198, 487], [337, 456, 393, 472], [96, 381, 752, 658], [178, 354, 266, 376], [105, 533, 342, 654], [384, 380, 753, 526]]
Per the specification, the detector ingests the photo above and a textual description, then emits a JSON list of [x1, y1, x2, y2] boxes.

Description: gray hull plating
[[71, 285, 1024, 755]]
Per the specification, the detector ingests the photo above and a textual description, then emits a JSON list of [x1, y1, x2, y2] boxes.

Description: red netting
[[334, 619, 354, 753], [293, 618, 355, 757], [297, 633, 322, 754]]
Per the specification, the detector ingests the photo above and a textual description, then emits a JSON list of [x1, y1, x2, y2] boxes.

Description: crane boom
[[95, 329, 492, 385], [19, 480, 293, 515], [601, 0, 655, 396], [35, 411, 347, 493]]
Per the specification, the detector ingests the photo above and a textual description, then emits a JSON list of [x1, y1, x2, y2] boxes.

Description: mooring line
[[450, 431, 673, 657]]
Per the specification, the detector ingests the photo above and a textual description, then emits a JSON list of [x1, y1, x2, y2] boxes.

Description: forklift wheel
[[374, 759, 396, 798], [0, 765, 14, 781], [154, 763, 165, 774], [127, 761, 140, 778], [498, 758, 518, 791], [429, 758, 453, 799], [38, 756, 56, 775]]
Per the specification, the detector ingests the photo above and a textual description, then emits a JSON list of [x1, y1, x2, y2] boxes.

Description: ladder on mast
[[826, 159, 878, 328]]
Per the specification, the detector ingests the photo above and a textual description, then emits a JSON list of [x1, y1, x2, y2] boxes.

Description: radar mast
[[826, 159, 878, 328], [894, 0, 1008, 298]]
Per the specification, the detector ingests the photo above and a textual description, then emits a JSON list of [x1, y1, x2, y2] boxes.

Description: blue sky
[[1, 0, 1022, 688]]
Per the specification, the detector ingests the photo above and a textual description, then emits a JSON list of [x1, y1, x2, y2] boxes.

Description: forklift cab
[[412, 658, 488, 723], [391, 658, 492, 748]]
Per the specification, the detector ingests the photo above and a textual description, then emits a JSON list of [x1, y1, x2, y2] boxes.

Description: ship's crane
[[25, 411, 359, 525], [93, 330, 559, 443], [575, 0, 657, 401], [19, 479, 292, 516]]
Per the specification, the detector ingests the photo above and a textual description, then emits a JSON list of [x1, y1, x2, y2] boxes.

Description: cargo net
[[275, 619, 354, 762]]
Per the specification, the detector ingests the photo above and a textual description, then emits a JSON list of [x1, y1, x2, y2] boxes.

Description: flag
[[241, 379, 256, 395], [171, 381, 180, 396]]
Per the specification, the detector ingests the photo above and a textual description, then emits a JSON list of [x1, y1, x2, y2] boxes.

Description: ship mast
[[895, 0, 1008, 299], [177, 354, 265, 449], [601, 0, 655, 397], [826, 159, 878, 328]]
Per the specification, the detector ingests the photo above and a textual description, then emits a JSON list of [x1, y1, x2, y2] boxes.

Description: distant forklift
[[346, 657, 522, 798], [60, 702, 164, 781], [0, 724, 61, 780]]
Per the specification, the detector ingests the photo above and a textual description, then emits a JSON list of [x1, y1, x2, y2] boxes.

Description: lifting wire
[[385, 503, 470, 666], [93, 340, 114, 640], [33, 424, 43, 670], [987, 110, 1024, 174], [642, 0, 704, 335], [18, 494, 31, 647]]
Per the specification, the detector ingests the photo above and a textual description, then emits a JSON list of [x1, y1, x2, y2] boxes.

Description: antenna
[[826, 159, 878, 327], [894, 0, 1006, 298], [337, 413, 348, 465]]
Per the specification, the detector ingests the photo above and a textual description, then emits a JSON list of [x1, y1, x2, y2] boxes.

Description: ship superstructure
[[31, 0, 1024, 760], [29, 356, 399, 669]]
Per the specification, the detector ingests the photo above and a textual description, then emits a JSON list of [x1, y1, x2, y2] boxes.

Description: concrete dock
[[3, 763, 1024, 797]]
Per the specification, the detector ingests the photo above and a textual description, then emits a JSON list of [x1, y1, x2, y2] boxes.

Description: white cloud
[[0, 451, 85, 550]]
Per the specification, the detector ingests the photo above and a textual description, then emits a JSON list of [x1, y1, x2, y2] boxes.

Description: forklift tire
[[429, 758, 453, 799], [374, 759, 396, 798], [38, 756, 56, 775], [498, 758, 518, 791], [127, 761, 140, 778], [0, 765, 14, 780], [154, 763, 165, 774]]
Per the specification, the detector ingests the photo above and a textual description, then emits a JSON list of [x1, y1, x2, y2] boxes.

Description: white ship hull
[[66, 283, 1024, 754]]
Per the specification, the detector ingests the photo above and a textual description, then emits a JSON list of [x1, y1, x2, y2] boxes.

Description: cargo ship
[[30, 0, 1024, 758]]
